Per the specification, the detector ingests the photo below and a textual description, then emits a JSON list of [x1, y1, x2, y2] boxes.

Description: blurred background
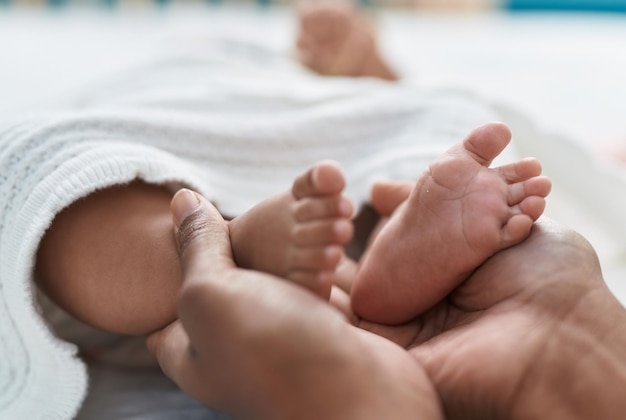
[[1, 0, 626, 296], [2, 0, 626, 145]]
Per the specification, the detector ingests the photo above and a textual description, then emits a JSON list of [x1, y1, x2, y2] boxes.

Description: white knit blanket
[[0, 40, 505, 418]]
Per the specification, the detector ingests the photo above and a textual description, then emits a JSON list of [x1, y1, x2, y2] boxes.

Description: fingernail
[[171, 189, 200, 228]]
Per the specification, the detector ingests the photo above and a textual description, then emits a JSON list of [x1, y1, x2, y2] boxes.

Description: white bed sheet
[[1, 4, 624, 297]]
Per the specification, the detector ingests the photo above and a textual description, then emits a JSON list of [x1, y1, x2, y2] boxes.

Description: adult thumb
[[170, 189, 235, 285]]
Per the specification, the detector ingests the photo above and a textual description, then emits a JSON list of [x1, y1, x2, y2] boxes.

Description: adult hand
[[147, 189, 442, 420], [357, 214, 626, 419], [369, 179, 626, 418]]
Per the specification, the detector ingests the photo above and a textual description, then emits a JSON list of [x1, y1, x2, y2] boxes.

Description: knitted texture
[[0, 41, 501, 418]]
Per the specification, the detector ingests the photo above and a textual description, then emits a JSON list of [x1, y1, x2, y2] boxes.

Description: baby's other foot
[[229, 161, 354, 299], [352, 122, 552, 324]]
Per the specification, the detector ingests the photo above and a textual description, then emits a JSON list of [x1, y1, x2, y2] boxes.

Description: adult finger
[[370, 180, 413, 216], [146, 321, 201, 390], [170, 189, 234, 286], [169, 189, 240, 354]]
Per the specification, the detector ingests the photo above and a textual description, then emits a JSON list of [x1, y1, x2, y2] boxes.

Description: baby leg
[[229, 161, 354, 299], [351, 122, 552, 324]]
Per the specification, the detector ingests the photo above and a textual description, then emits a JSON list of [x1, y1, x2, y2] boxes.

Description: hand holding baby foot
[[149, 189, 443, 420], [352, 122, 552, 324]]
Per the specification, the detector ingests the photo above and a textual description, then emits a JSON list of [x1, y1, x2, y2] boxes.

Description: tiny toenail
[[334, 220, 349, 237], [317, 271, 333, 285], [325, 246, 340, 259], [339, 199, 352, 217]]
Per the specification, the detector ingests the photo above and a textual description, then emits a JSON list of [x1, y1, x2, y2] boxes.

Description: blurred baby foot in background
[[295, 1, 398, 81]]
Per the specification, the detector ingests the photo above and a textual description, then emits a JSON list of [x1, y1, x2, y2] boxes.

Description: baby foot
[[295, 1, 398, 81], [351, 122, 552, 324], [229, 161, 354, 299]]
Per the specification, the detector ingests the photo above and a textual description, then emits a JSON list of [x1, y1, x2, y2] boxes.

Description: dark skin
[[361, 181, 626, 418], [149, 190, 444, 420], [359, 218, 626, 419], [148, 189, 626, 420], [36, 180, 626, 419]]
